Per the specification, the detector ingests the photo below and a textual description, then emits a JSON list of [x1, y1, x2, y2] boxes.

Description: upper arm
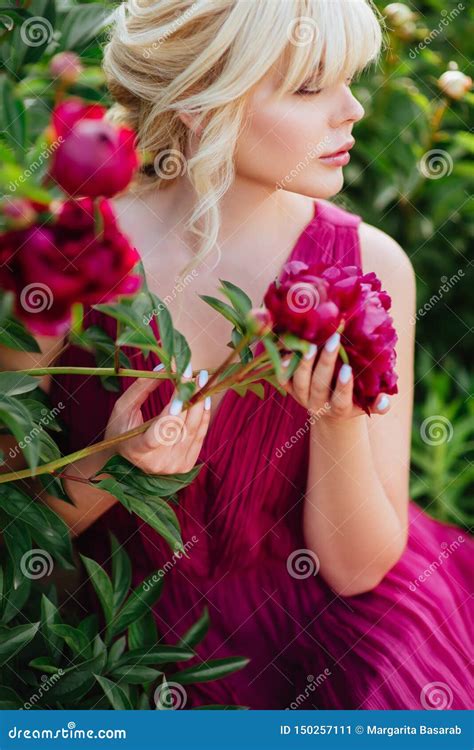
[[358, 221, 417, 532], [0, 333, 66, 394]]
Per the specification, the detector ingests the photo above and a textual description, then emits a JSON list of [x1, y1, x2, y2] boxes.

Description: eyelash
[[295, 76, 354, 96]]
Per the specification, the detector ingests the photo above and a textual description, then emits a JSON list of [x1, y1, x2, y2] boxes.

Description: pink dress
[[50, 199, 473, 710]]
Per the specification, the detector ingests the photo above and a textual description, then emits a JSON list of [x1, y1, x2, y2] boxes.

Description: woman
[[13, 0, 472, 709]]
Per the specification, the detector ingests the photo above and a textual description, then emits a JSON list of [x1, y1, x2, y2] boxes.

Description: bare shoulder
[[358, 221, 416, 293]]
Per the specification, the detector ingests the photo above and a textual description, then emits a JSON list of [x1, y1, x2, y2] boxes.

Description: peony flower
[[263, 260, 398, 415], [438, 68, 472, 101], [0, 197, 142, 335], [50, 52, 83, 85], [49, 99, 139, 198]]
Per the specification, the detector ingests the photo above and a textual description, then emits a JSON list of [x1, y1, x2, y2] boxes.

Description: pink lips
[[319, 139, 355, 167]]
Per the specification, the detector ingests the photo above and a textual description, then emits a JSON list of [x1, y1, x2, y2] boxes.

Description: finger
[[291, 343, 318, 403], [329, 363, 353, 417], [117, 362, 167, 412], [182, 369, 208, 439], [310, 331, 341, 408], [185, 401, 211, 465], [371, 393, 391, 415], [167, 359, 194, 418], [142, 360, 194, 449]]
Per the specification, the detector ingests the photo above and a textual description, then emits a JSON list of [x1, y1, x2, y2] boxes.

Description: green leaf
[[110, 533, 131, 614], [117, 645, 194, 667], [172, 330, 190, 374], [168, 656, 250, 684], [219, 279, 252, 316], [49, 624, 91, 659], [0, 371, 39, 396], [109, 665, 162, 685], [94, 674, 133, 710], [0, 74, 26, 159], [178, 606, 210, 650], [0, 685, 23, 709], [106, 636, 126, 671], [127, 611, 157, 651], [94, 303, 158, 348], [98, 455, 202, 498], [80, 556, 114, 629], [0, 622, 39, 665], [0, 394, 40, 470], [40, 594, 63, 661], [0, 315, 41, 352], [199, 295, 243, 329], [110, 575, 164, 638], [28, 656, 62, 674], [127, 496, 183, 554]]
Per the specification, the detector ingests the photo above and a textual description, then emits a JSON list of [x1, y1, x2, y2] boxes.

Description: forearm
[[304, 416, 407, 596], [39, 446, 118, 538]]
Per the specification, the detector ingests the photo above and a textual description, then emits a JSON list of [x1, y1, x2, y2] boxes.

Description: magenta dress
[[50, 199, 473, 710]]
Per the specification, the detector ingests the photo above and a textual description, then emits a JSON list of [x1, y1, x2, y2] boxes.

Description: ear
[[177, 110, 204, 137]]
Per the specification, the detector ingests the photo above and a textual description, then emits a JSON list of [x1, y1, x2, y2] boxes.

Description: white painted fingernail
[[170, 398, 183, 415], [304, 343, 317, 360], [282, 358, 291, 368], [183, 361, 193, 378], [338, 364, 352, 383], [324, 332, 340, 353], [153, 363, 165, 371], [376, 394, 390, 411], [198, 369, 209, 387], [204, 396, 211, 411]]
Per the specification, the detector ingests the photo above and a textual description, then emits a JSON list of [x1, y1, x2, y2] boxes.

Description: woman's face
[[235, 65, 365, 199]]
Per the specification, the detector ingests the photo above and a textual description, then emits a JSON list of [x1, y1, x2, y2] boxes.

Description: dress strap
[[296, 199, 363, 270]]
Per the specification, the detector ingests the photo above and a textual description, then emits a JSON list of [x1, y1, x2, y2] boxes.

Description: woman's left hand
[[278, 331, 391, 423]]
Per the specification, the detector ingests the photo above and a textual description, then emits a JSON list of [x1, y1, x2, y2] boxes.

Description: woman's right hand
[[103, 362, 211, 475]]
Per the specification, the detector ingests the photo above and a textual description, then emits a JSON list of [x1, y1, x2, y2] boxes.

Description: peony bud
[[50, 52, 83, 86], [247, 306, 274, 336], [383, 3, 416, 26], [49, 100, 139, 198], [438, 69, 472, 101], [2, 198, 37, 230]]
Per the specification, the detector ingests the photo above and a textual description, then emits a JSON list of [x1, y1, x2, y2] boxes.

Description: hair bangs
[[273, 0, 385, 98]]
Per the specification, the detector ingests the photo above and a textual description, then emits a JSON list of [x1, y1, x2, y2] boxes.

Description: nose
[[333, 88, 365, 128]]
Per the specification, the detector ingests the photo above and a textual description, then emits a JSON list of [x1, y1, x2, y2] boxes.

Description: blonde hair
[[103, 0, 385, 283]]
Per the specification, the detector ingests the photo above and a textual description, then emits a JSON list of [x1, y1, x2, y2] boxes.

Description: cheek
[[235, 100, 331, 188]]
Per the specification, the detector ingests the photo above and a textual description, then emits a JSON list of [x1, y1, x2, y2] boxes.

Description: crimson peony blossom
[[0, 197, 141, 335], [263, 260, 398, 415], [49, 99, 139, 198]]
